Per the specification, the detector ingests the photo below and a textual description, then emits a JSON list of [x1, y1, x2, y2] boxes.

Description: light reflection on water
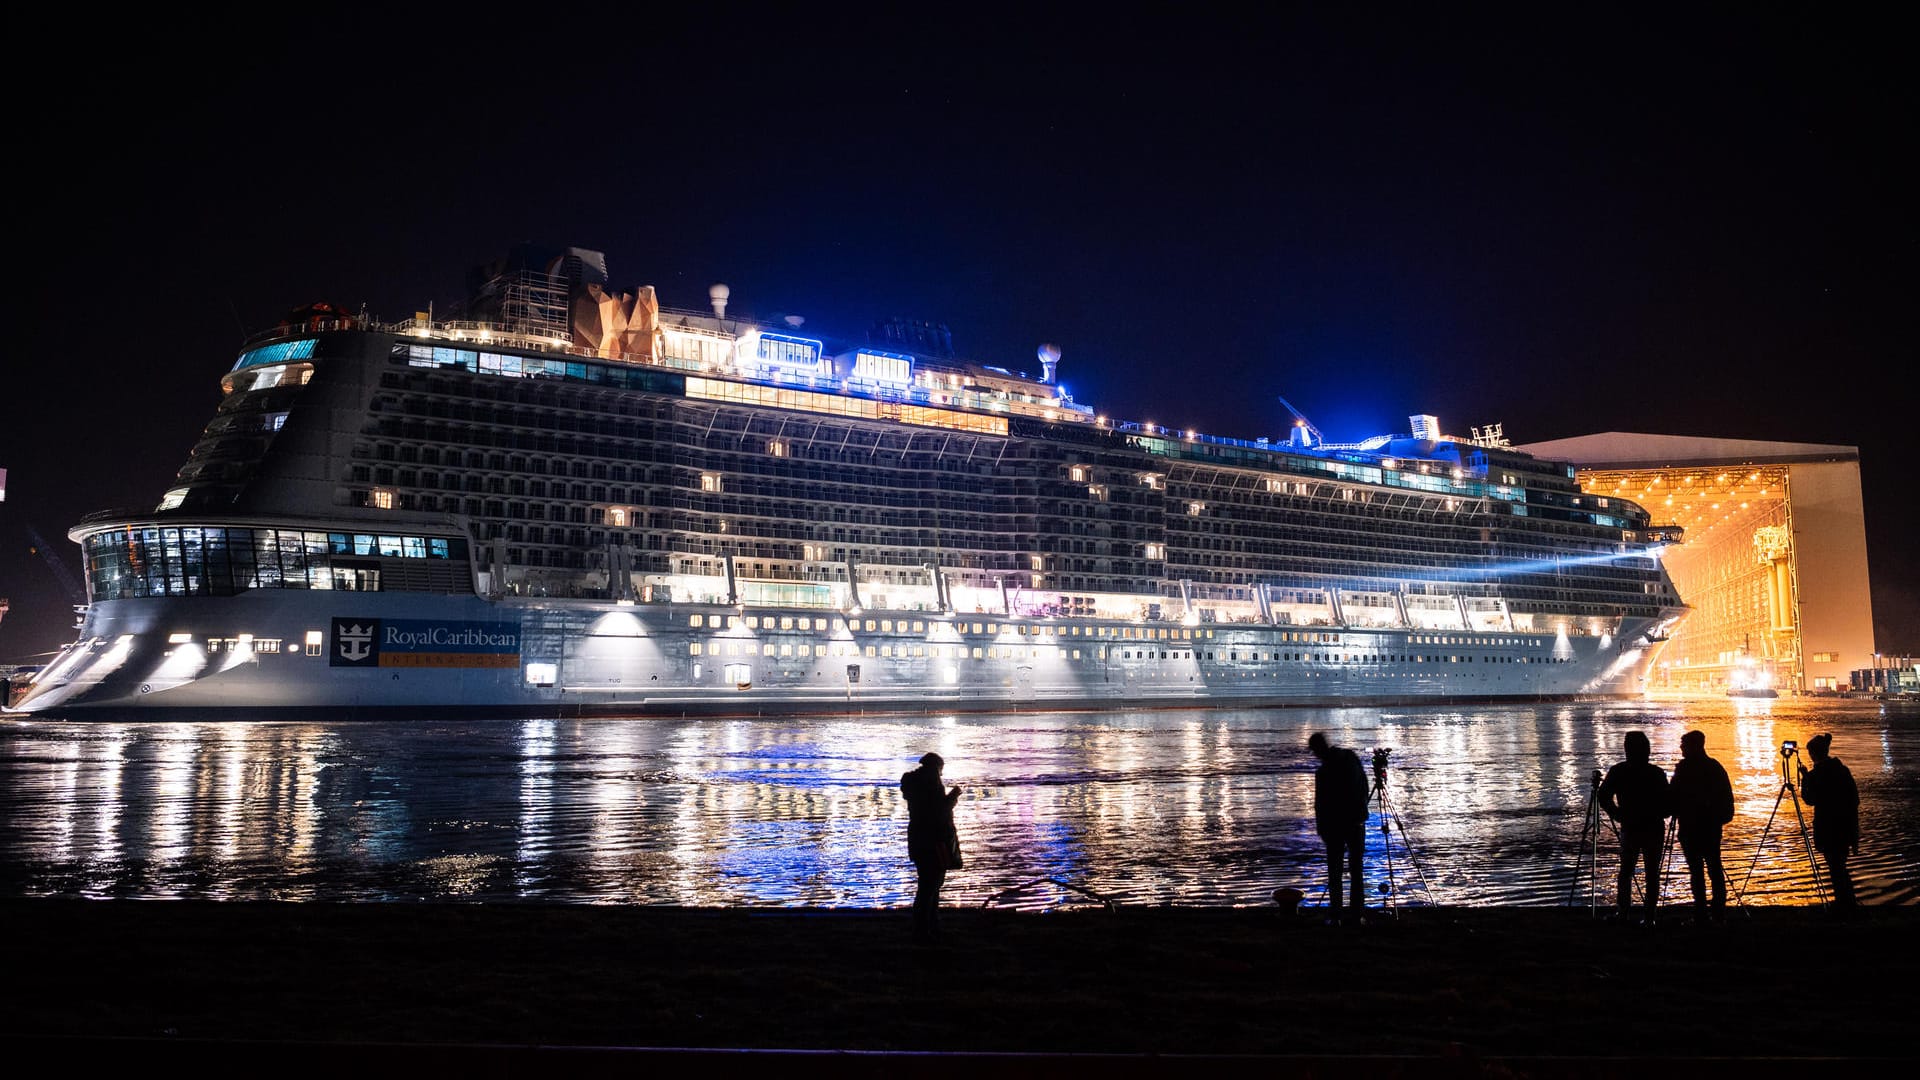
[[1, 699, 1913, 908]]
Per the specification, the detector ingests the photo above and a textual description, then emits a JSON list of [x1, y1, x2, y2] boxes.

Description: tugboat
[[1726, 635, 1779, 697]]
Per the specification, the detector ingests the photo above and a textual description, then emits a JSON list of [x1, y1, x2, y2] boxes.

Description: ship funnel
[[1037, 342, 1061, 384], [709, 283, 731, 318]]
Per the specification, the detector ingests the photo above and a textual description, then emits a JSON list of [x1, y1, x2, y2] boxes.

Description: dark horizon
[[3, 9, 1911, 663]]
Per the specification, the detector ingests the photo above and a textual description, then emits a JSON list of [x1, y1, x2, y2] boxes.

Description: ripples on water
[[1, 699, 1913, 909]]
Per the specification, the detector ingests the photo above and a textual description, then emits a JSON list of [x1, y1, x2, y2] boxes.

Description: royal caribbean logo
[[331, 618, 381, 666], [331, 617, 520, 669]]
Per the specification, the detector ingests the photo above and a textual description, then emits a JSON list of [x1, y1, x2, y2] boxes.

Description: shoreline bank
[[4, 899, 1908, 1062]]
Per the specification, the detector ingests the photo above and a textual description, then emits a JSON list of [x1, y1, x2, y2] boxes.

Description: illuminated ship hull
[[16, 247, 1685, 718]]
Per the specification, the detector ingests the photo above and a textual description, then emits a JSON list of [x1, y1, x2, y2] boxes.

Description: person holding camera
[[1798, 732, 1860, 909], [1599, 730, 1670, 924], [1668, 729, 1734, 921], [1308, 731, 1370, 923], [901, 751, 964, 941]]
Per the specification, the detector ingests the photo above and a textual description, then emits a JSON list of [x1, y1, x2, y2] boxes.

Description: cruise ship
[[15, 245, 1686, 719]]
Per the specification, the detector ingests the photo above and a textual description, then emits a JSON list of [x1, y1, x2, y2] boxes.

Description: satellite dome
[[1037, 343, 1062, 384], [708, 283, 731, 318]]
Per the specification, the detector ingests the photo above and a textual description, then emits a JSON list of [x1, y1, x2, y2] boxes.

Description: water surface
[[2, 698, 1913, 908]]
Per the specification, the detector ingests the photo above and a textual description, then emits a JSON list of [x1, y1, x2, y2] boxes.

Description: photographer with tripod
[[1308, 731, 1370, 924], [1598, 730, 1671, 925], [1798, 733, 1860, 910]]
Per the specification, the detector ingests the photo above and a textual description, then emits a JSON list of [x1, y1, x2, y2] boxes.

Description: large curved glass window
[[82, 527, 468, 600]]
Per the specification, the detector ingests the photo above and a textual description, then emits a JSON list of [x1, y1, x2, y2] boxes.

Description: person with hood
[[1668, 729, 1735, 920], [1797, 732, 1860, 909], [1599, 730, 1670, 923], [1308, 731, 1370, 923], [900, 751, 963, 940]]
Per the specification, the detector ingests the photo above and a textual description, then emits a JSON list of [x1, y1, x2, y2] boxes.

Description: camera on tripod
[[1589, 767, 1604, 790], [1371, 747, 1391, 783], [1780, 740, 1798, 758]]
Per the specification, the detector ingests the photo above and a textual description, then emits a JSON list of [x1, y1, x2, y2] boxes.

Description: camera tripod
[[1734, 743, 1827, 910], [1368, 751, 1435, 916], [1568, 767, 1615, 914]]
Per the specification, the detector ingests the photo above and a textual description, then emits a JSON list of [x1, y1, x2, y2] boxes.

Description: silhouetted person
[[1308, 731, 1369, 923], [900, 751, 963, 940], [1798, 732, 1859, 909], [1599, 730, 1669, 923], [1668, 729, 1734, 921]]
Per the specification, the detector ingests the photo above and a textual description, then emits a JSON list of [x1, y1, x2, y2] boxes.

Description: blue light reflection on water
[[0, 699, 1913, 908]]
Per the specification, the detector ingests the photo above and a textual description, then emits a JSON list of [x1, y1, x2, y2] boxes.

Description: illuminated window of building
[[1187, 502, 1205, 515], [1089, 484, 1108, 501], [607, 506, 630, 527], [767, 439, 788, 457], [1070, 466, 1089, 482], [701, 473, 723, 493], [371, 488, 396, 510], [690, 642, 704, 656], [1145, 544, 1165, 560]]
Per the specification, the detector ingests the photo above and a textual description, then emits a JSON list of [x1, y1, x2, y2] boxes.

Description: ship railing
[[76, 508, 153, 527]]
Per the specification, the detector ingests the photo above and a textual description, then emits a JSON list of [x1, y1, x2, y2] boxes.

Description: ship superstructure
[[17, 246, 1685, 718]]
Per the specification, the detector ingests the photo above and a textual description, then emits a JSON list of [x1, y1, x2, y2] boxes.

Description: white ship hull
[[17, 592, 1672, 719]]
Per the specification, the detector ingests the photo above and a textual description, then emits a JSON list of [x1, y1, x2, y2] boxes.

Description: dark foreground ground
[[4, 899, 1911, 1075]]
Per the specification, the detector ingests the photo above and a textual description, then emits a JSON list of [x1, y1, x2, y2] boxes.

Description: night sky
[[3, 9, 1910, 665]]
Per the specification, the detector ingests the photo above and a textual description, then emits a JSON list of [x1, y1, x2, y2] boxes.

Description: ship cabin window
[[331, 566, 381, 591], [1069, 466, 1089, 482], [371, 488, 396, 510], [746, 332, 825, 379], [701, 473, 724, 493], [690, 615, 705, 628], [850, 350, 913, 387]]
